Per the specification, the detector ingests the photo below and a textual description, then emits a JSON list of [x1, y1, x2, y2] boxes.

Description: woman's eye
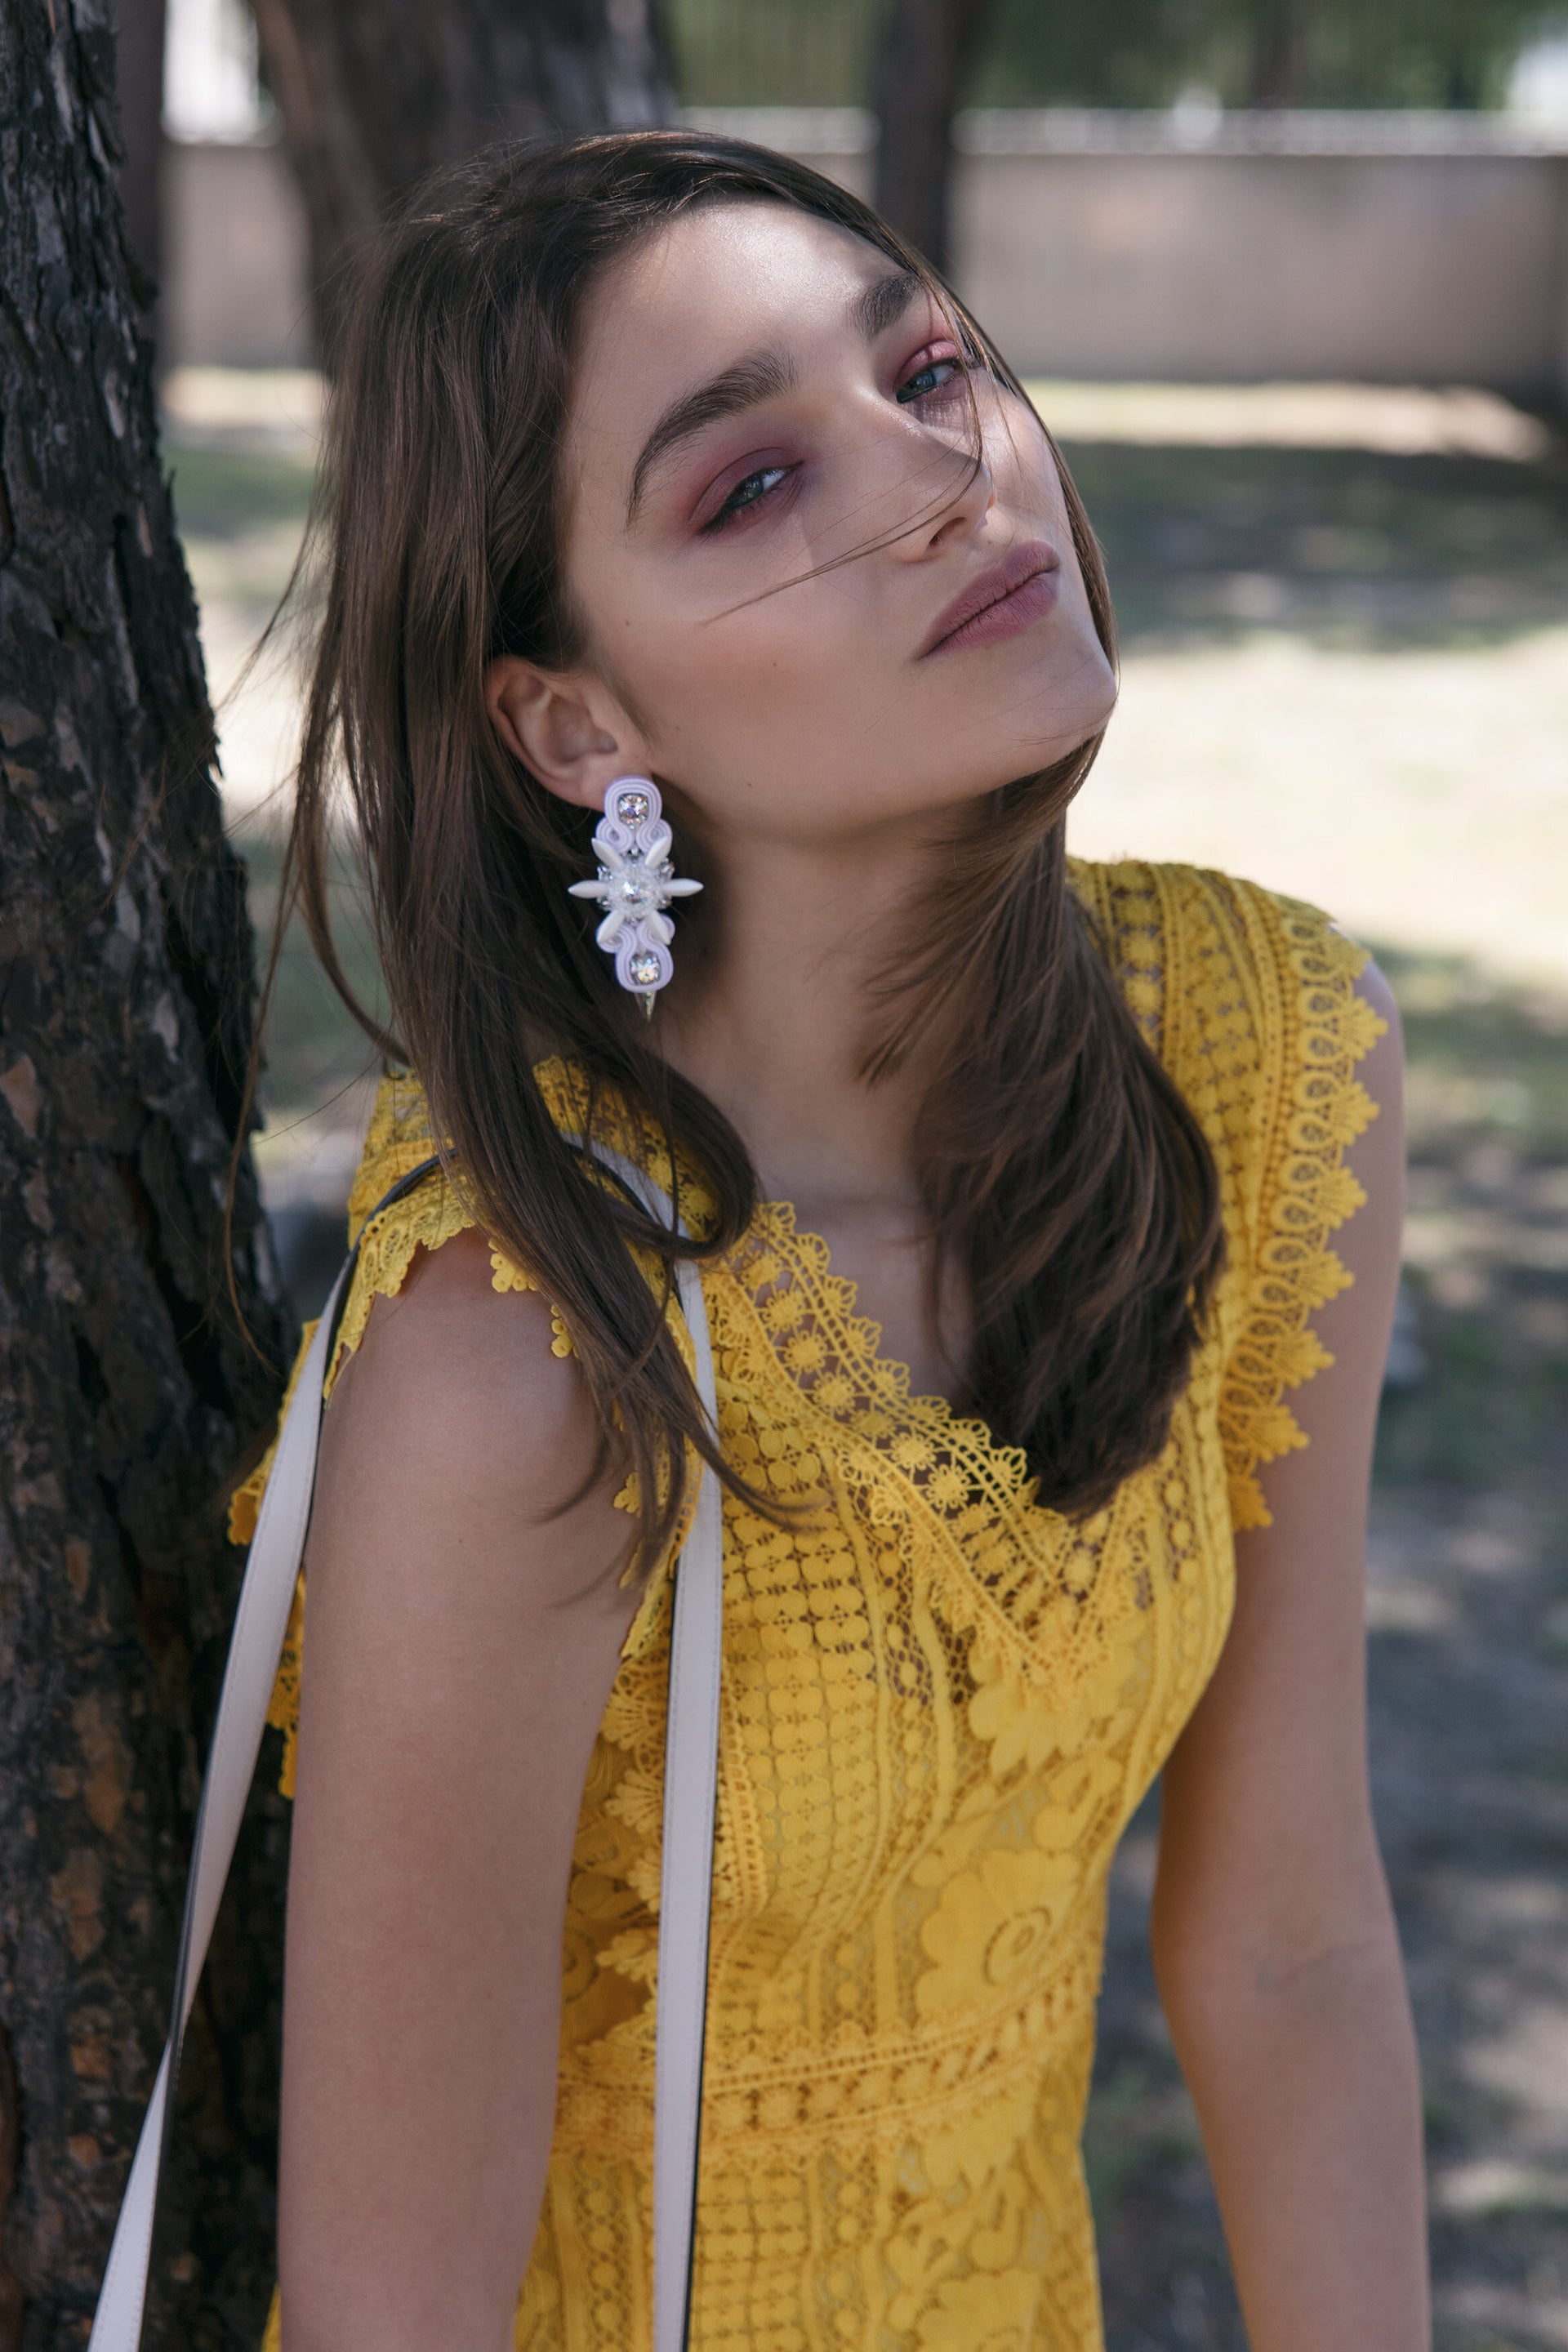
[[897, 355, 962, 404], [706, 463, 791, 530]]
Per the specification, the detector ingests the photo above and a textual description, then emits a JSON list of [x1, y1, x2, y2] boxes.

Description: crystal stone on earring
[[617, 789, 651, 825], [629, 951, 662, 987], [614, 864, 660, 915]]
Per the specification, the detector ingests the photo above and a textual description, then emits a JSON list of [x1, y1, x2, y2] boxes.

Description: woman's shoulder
[[1067, 854, 1387, 1156], [1068, 852, 1376, 1003], [336, 1068, 575, 1362], [232, 1078, 639, 1795], [1071, 859, 1396, 1532], [316, 1222, 609, 1552], [229, 1072, 572, 1551]]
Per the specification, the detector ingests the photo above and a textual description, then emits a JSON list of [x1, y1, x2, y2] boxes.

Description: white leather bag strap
[[581, 1145, 721, 2352], [89, 1148, 723, 2352], [656, 1260, 721, 2352]]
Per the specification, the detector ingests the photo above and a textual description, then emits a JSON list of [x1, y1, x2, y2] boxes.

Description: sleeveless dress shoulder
[[242, 861, 1385, 2352]]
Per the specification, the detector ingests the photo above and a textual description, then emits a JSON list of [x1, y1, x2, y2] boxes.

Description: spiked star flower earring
[[568, 777, 702, 1017]]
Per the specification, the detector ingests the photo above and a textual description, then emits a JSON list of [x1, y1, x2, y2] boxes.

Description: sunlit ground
[[165, 368, 1568, 2351]]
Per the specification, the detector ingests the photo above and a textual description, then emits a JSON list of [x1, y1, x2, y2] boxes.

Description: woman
[[234, 131, 1428, 2351]]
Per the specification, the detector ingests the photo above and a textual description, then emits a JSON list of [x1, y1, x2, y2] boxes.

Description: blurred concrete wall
[[163, 109, 1568, 395], [960, 149, 1566, 395], [164, 136, 313, 367]]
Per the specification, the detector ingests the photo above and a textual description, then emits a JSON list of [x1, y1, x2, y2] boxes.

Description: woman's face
[[543, 199, 1116, 847]]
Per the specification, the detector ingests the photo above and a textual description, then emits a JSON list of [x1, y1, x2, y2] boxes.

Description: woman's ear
[[484, 657, 652, 813]]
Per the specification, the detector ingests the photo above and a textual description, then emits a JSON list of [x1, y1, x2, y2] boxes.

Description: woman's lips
[[919, 541, 1062, 657]]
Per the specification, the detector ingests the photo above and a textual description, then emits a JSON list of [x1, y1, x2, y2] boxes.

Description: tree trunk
[[0, 3, 295, 2345], [872, 0, 996, 275], [1246, 0, 1312, 108], [107, 0, 166, 312], [247, 0, 673, 363]]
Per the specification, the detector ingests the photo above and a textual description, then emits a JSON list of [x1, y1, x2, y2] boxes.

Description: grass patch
[[164, 443, 317, 541], [236, 826, 389, 1129]]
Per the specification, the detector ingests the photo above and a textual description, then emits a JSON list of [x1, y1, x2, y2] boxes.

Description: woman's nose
[[889, 438, 996, 561]]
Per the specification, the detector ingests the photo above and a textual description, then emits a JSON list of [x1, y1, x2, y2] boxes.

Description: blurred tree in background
[[872, 0, 996, 268], [248, 0, 672, 358]]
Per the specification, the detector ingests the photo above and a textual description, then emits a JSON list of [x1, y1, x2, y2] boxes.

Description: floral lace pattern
[[248, 864, 1383, 2352]]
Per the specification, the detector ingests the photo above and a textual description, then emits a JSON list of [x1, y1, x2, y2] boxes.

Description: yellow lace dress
[[241, 861, 1384, 2352]]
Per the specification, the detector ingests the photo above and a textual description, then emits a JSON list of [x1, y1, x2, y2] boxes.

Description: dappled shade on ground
[[1067, 439, 1568, 652]]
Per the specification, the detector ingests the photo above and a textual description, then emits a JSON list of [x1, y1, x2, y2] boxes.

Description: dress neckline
[[517, 1052, 1041, 1500]]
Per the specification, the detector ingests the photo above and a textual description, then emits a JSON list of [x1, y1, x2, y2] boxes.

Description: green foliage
[[666, 0, 881, 106], [238, 824, 388, 1123], [163, 442, 315, 539], [666, 0, 1568, 111], [969, 0, 1568, 109]]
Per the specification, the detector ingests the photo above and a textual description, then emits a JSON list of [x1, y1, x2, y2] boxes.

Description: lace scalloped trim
[[715, 1200, 1062, 1665], [731, 1198, 1033, 1496], [336, 1176, 533, 1385], [1218, 897, 1387, 1530]]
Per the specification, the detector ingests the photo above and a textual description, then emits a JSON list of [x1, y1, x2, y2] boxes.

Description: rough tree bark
[[0, 3, 295, 2345], [247, 0, 673, 361], [106, 0, 165, 307], [872, 0, 997, 275]]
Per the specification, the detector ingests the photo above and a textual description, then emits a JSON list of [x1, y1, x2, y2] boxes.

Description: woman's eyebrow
[[627, 351, 796, 519], [624, 273, 924, 523], [852, 268, 923, 344]]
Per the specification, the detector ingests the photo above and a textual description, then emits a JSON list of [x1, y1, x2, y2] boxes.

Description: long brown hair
[[260, 128, 1223, 1566]]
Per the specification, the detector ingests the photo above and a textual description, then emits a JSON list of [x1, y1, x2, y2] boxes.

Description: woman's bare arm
[[277, 1229, 642, 2352], [1152, 963, 1429, 2351]]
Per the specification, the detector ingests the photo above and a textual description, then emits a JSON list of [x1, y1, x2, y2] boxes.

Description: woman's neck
[[656, 819, 951, 1223]]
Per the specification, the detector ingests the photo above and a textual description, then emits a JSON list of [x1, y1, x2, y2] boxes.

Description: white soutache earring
[[568, 777, 702, 1018]]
